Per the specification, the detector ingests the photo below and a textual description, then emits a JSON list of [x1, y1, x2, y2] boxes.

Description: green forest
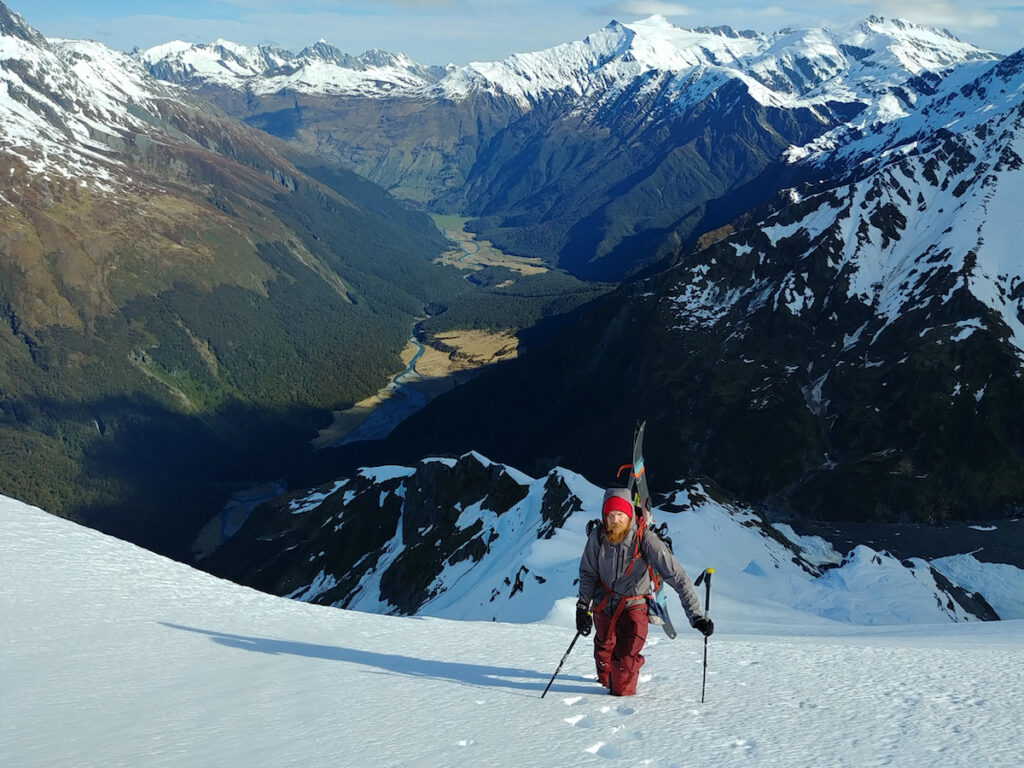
[[1, 177, 609, 560]]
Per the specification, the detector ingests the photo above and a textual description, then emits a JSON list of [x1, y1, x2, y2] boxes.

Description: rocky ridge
[[200, 451, 1001, 623]]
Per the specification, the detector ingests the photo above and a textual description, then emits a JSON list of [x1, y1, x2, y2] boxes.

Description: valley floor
[[311, 216, 534, 450], [309, 327, 515, 449], [431, 214, 548, 277], [3, 497, 1022, 768]]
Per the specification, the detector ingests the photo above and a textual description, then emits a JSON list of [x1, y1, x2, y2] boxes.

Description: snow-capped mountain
[[682, 46, 1024, 357], [0, 5, 191, 188], [657, 42, 1024, 516], [365, 40, 1024, 529], [142, 15, 999, 281], [436, 15, 993, 113], [199, 451, 1007, 625], [659, 41, 1024, 423], [141, 15, 993, 110], [139, 38, 447, 96]]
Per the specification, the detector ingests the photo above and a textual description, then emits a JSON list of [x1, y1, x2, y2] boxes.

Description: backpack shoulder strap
[[631, 515, 648, 559], [633, 517, 665, 594]]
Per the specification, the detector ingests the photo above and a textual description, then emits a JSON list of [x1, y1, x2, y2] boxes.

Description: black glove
[[575, 601, 593, 636], [693, 616, 714, 637]]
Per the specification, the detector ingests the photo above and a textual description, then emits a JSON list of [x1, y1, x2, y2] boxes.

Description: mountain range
[[330, 42, 1024, 526], [140, 15, 998, 280], [199, 450, 1005, 622], [4, 1, 1024, 571], [231, 15, 1024, 528]]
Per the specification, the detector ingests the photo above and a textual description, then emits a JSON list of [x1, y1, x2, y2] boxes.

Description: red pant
[[593, 603, 649, 696]]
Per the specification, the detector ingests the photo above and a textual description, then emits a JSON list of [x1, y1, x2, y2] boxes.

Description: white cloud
[[598, 1, 696, 16]]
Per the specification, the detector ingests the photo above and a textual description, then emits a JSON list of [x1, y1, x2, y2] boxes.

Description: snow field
[[3, 496, 1023, 767]]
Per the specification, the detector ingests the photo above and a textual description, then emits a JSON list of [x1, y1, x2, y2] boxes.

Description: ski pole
[[694, 567, 714, 703], [540, 631, 582, 698]]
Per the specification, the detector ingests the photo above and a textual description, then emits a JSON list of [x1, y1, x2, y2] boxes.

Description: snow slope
[[3, 495, 1023, 767], [668, 44, 1024, 366], [0, 7, 187, 187]]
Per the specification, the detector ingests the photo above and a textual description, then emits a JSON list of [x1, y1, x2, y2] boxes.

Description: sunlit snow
[[3, 491, 1023, 768]]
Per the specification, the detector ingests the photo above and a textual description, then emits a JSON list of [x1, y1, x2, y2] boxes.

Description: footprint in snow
[[586, 742, 623, 759], [564, 714, 596, 728], [732, 738, 757, 754]]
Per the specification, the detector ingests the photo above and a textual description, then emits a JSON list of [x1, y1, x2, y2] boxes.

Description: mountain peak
[[862, 14, 960, 39], [634, 14, 675, 28], [357, 48, 417, 69], [630, 13, 753, 41], [297, 39, 350, 64]]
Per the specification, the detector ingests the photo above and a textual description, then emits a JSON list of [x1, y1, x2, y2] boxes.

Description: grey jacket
[[578, 518, 705, 626]]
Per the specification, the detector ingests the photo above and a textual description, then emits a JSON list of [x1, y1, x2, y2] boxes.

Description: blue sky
[[16, 1, 1024, 63]]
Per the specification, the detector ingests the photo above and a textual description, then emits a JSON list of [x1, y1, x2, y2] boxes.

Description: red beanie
[[602, 492, 634, 519]]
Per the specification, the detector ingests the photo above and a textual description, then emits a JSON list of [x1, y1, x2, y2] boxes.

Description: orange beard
[[604, 518, 631, 544]]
